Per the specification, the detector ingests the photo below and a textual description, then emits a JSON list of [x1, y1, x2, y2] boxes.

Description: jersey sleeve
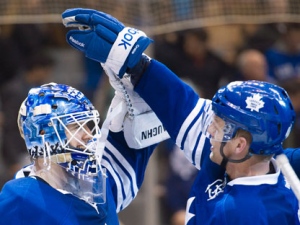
[[284, 148, 300, 179], [102, 131, 156, 212], [134, 59, 212, 169]]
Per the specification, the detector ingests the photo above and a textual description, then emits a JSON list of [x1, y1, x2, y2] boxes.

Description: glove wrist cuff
[[105, 27, 147, 77], [128, 54, 151, 86]]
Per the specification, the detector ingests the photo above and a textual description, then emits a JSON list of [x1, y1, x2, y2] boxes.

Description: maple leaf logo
[[245, 94, 265, 112]]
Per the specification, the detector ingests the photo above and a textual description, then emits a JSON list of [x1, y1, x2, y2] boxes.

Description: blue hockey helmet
[[211, 80, 295, 155], [18, 82, 106, 203], [18, 82, 101, 157]]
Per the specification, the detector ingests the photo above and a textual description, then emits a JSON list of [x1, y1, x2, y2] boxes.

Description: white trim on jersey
[[15, 164, 33, 179], [103, 141, 139, 211], [227, 159, 279, 186], [176, 98, 205, 147], [194, 134, 208, 168], [101, 158, 123, 212], [176, 98, 212, 169]]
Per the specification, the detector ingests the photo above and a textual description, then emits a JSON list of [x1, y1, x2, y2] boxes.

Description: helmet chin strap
[[219, 142, 252, 168]]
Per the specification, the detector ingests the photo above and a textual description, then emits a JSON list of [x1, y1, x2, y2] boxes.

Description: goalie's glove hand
[[62, 8, 153, 78]]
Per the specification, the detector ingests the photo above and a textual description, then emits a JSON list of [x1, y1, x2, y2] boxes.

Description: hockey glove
[[62, 8, 153, 78], [106, 68, 170, 149]]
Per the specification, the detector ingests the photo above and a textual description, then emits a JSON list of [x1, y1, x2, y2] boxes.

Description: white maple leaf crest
[[245, 93, 265, 112]]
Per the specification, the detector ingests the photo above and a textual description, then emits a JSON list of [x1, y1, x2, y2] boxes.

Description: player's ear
[[236, 137, 248, 154], [232, 136, 248, 155]]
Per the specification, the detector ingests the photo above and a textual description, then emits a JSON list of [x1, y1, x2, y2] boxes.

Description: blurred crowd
[[1, 15, 300, 225]]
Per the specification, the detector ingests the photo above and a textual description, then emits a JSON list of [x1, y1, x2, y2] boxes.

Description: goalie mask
[[209, 80, 295, 155], [18, 82, 106, 204]]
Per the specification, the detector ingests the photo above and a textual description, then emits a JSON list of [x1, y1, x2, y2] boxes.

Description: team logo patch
[[205, 179, 225, 201], [245, 93, 265, 112]]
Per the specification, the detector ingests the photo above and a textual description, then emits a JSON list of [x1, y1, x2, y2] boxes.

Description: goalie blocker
[[124, 111, 170, 149]]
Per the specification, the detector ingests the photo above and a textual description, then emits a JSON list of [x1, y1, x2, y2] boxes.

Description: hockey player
[[0, 82, 165, 224], [61, 8, 300, 224]]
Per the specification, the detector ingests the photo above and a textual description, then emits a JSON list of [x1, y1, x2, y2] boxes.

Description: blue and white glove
[[62, 8, 152, 78], [62, 8, 169, 149], [106, 71, 170, 149]]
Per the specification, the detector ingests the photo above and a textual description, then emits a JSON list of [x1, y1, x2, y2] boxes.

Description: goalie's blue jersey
[[135, 59, 300, 225], [0, 131, 155, 225]]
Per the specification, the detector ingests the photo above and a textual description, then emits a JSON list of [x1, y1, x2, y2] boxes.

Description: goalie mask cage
[[1, 0, 300, 36]]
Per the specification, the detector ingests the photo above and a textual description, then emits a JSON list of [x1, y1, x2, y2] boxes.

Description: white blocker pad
[[123, 111, 170, 149]]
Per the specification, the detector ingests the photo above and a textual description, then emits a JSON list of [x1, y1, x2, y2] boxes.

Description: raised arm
[[61, 8, 212, 168]]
